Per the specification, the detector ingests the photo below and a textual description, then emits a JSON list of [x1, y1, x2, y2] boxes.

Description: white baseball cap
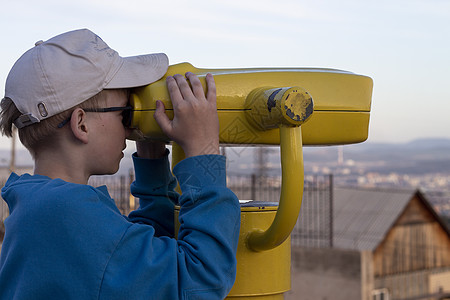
[[5, 28, 169, 128]]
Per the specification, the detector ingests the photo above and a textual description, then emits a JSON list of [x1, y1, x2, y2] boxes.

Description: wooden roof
[[332, 187, 450, 251]]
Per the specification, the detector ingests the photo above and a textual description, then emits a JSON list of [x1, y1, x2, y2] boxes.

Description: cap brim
[[105, 53, 169, 89]]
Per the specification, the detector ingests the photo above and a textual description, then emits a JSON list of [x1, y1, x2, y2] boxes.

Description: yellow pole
[[171, 143, 185, 194], [171, 142, 185, 169]]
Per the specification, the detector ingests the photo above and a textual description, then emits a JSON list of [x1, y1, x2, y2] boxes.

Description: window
[[372, 288, 389, 300]]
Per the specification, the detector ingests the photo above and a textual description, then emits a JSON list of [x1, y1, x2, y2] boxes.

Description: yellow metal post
[[227, 204, 291, 299], [226, 126, 303, 298], [171, 143, 185, 194]]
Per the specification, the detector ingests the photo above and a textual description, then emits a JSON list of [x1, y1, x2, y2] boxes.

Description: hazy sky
[[1, 0, 449, 150]]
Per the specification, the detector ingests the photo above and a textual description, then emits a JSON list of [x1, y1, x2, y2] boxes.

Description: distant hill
[[303, 138, 450, 175]]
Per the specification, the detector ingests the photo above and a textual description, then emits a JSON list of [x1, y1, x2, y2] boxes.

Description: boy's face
[[88, 89, 131, 175]]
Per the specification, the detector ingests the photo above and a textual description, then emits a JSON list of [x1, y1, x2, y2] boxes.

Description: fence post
[[251, 174, 256, 201], [329, 173, 333, 248], [128, 169, 135, 211], [120, 176, 127, 214]]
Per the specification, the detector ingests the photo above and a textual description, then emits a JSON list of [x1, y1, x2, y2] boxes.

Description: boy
[[0, 29, 240, 299]]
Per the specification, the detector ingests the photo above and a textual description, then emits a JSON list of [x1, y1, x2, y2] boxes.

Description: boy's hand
[[154, 72, 220, 158]]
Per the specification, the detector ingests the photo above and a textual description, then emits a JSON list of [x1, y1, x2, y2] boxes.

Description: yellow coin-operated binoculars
[[130, 63, 373, 299]]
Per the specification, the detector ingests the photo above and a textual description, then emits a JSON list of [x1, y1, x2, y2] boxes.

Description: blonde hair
[[0, 91, 108, 158]]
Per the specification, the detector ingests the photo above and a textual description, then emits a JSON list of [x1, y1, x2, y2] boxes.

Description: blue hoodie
[[0, 153, 240, 300]]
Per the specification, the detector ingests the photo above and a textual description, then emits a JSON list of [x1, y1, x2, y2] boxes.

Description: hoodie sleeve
[[127, 151, 179, 237], [99, 154, 241, 300]]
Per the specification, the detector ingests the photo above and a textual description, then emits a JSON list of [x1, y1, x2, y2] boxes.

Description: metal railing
[[1, 174, 333, 248]]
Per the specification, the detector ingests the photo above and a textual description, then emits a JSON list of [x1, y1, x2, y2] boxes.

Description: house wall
[[287, 247, 366, 300], [373, 195, 450, 276], [375, 267, 450, 299]]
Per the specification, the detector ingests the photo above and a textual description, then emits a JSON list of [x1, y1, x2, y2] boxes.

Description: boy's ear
[[69, 108, 89, 144]]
